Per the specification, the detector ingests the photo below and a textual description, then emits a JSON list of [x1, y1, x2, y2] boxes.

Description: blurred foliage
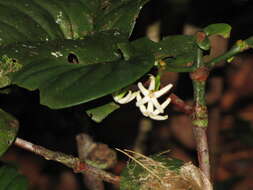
[[0, 109, 18, 157], [0, 163, 28, 190]]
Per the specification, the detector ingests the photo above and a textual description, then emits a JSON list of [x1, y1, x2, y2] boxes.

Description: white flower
[[112, 75, 173, 121], [136, 75, 173, 120]]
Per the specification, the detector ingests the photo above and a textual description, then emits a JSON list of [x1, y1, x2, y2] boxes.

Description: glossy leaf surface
[[5, 32, 154, 108], [0, 0, 153, 109], [0, 0, 150, 45]]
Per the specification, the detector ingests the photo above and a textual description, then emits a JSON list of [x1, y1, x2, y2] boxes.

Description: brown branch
[[14, 137, 120, 185], [192, 127, 211, 180], [170, 93, 193, 115]]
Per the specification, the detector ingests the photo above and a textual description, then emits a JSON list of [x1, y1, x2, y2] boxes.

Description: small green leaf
[[0, 109, 19, 157], [203, 23, 232, 38], [86, 102, 120, 123], [0, 164, 28, 190]]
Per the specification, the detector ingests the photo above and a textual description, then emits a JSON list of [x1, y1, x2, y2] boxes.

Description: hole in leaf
[[68, 53, 79, 64]]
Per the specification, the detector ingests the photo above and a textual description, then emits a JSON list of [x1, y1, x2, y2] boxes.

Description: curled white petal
[[141, 110, 149, 117], [136, 96, 149, 107], [148, 113, 168, 120], [136, 91, 142, 102], [161, 97, 171, 109], [129, 91, 139, 102], [138, 82, 149, 96], [113, 91, 137, 104], [136, 92, 147, 115], [113, 91, 131, 104], [154, 83, 173, 98], [147, 99, 154, 113], [151, 97, 164, 113], [148, 75, 156, 91], [153, 98, 171, 115]]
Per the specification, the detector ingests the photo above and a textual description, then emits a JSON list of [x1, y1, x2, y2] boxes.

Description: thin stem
[[169, 93, 193, 115], [205, 38, 253, 68], [14, 137, 120, 185], [205, 45, 239, 67], [191, 49, 212, 184]]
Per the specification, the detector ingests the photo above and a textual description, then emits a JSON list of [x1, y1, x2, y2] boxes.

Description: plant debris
[[118, 149, 212, 190]]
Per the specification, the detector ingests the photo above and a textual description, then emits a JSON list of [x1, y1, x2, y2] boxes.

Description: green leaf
[[86, 102, 120, 123], [0, 0, 152, 110], [0, 164, 28, 190], [4, 31, 154, 109], [0, 0, 149, 45], [131, 35, 198, 69], [0, 109, 19, 157], [41, 54, 153, 109], [203, 23, 232, 38]]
